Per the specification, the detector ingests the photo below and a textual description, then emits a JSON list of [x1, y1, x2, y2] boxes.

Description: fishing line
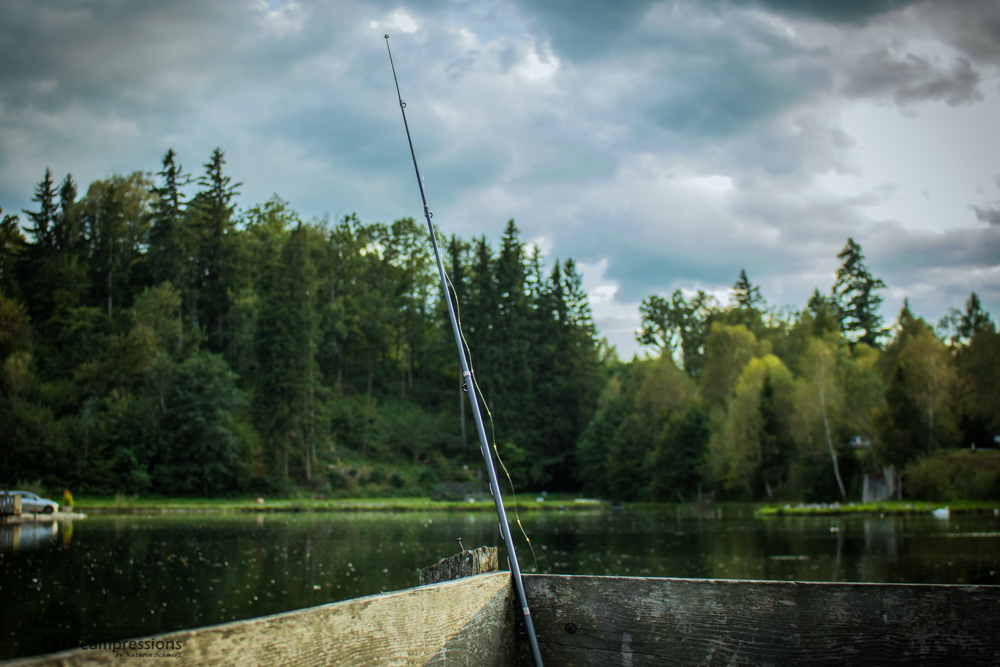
[[439, 259, 539, 574], [384, 34, 544, 667]]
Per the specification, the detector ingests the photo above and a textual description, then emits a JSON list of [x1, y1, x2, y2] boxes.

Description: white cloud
[[2, 0, 997, 341]]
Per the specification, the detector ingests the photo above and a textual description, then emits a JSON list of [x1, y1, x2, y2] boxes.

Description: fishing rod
[[383, 34, 544, 667]]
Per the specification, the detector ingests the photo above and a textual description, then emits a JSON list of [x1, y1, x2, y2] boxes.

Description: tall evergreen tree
[[23, 168, 58, 249], [148, 150, 191, 290], [193, 148, 242, 352], [54, 174, 84, 253], [732, 269, 764, 310], [254, 223, 321, 484], [493, 220, 531, 440], [832, 238, 886, 348], [957, 293, 993, 342]]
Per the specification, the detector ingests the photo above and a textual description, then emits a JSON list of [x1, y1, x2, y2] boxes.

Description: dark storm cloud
[[744, 0, 922, 25], [3, 0, 998, 353], [865, 222, 1000, 321], [842, 50, 983, 107], [874, 223, 1000, 271], [0, 2, 256, 117], [972, 203, 1000, 227], [922, 0, 1000, 65]]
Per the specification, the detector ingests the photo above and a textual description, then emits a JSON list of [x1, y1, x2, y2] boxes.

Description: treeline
[[3, 150, 997, 502], [581, 251, 1000, 502], [0, 149, 602, 496]]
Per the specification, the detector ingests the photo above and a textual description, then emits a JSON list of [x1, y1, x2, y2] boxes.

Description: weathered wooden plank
[[420, 546, 499, 585], [0, 493, 22, 518], [8, 572, 514, 667], [517, 575, 1000, 666]]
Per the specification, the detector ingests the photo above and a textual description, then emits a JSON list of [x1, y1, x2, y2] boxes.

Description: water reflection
[[0, 507, 997, 661], [0, 519, 71, 551]]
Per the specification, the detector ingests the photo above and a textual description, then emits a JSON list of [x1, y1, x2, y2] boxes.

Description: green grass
[[73, 495, 608, 514], [754, 500, 1000, 517]]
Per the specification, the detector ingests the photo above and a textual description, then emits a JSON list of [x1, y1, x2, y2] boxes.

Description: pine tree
[[493, 221, 531, 454], [732, 269, 763, 310], [54, 174, 84, 253], [193, 148, 242, 352], [805, 288, 840, 337], [254, 223, 320, 484], [149, 150, 190, 287], [23, 168, 58, 249], [832, 238, 886, 347], [958, 293, 993, 341]]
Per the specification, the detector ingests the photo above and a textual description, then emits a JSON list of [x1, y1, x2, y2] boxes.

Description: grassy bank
[[74, 495, 607, 514], [755, 500, 1000, 517]]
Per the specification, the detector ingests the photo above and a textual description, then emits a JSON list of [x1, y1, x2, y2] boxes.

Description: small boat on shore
[[8, 546, 999, 666]]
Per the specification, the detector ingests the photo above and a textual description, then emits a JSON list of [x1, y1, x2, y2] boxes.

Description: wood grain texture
[[9, 572, 514, 667], [517, 574, 1000, 666], [419, 547, 499, 585], [0, 493, 22, 517]]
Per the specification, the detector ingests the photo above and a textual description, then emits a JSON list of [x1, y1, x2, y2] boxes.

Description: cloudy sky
[[2, 0, 998, 356]]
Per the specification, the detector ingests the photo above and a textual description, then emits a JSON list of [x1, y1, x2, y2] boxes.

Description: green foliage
[[152, 352, 251, 495], [0, 292, 30, 360], [699, 323, 757, 410], [875, 305, 959, 467], [637, 289, 717, 377], [905, 451, 1000, 501], [707, 354, 796, 498], [4, 157, 993, 507], [953, 310, 1000, 447], [577, 356, 703, 502]]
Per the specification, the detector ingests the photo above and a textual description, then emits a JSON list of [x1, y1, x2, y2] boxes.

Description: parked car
[[7, 491, 59, 514]]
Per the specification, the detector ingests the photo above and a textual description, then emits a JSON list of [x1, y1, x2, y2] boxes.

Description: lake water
[[2, 505, 999, 660]]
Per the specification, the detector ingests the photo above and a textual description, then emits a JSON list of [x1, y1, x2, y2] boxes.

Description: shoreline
[[73, 496, 609, 514], [755, 501, 1000, 517], [57, 497, 1000, 517]]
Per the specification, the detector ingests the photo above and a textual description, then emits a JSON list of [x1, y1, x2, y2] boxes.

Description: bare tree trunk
[[819, 362, 847, 500], [823, 409, 847, 499]]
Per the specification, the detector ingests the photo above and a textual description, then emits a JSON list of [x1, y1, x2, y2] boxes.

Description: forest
[[1, 148, 998, 501]]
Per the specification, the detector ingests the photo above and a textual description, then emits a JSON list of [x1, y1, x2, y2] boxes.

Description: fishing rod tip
[[384, 34, 390, 39]]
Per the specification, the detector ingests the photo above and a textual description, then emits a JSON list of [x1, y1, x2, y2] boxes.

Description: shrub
[[905, 451, 1000, 501]]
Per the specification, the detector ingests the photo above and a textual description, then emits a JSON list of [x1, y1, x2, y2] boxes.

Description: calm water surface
[[2, 506, 999, 660]]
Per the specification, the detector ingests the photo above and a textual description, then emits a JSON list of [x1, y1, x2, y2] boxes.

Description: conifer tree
[[832, 238, 886, 347], [193, 148, 242, 352], [732, 269, 763, 310], [805, 288, 840, 337], [149, 150, 191, 289], [54, 174, 84, 253], [23, 168, 58, 249], [957, 293, 993, 341]]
